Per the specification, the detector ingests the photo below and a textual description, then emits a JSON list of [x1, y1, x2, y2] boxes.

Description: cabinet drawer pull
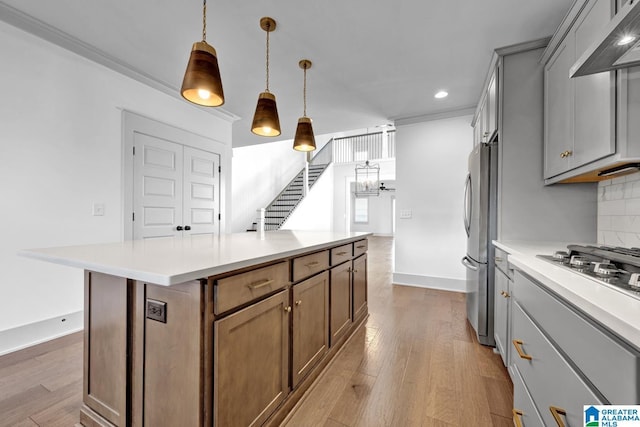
[[284, 306, 292, 313], [501, 291, 510, 298], [560, 150, 573, 158], [247, 279, 274, 290], [356, 245, 366, 249], [549, 406, 566, 427], [495, 256, 503, 262], [295, 300, 302, 306], [513, 409, 524, 427], [335, 251, 348, 256], [305, 261, 320, 268], [512, 339, 532, 360]]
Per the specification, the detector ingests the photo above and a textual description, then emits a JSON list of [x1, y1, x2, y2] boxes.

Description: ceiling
[[0, 0, 574, 147]]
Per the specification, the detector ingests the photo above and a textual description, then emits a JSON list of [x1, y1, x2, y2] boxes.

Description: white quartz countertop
[[494, 240, 640, 349], [20, 231, 371, 286]]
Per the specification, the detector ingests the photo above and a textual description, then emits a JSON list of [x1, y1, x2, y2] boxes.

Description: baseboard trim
[[392, 272, 467, 293], [0, 310, 83, 356]]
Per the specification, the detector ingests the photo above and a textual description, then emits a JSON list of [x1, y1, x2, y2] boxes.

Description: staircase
[[248, 140, 333, 232]]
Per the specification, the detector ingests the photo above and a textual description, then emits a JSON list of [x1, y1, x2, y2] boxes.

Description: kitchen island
[[22, 230, 371, 427]]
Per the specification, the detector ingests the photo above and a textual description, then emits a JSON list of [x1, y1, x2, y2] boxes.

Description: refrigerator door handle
[[461, 256, 478, 271], [463, 174, 472, 237]]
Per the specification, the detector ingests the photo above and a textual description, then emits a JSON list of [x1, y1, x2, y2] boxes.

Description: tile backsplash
[[598, 171, 640, 247]]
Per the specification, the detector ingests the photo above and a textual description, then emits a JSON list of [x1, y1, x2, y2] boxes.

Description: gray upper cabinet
[[544, 39, 573, 178], [544, 0, 615, 181], [472, 69, 498, 146], [573, 0, 615, 167]]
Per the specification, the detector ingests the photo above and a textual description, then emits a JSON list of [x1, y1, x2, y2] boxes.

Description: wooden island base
[[75, 238, 369, 427]]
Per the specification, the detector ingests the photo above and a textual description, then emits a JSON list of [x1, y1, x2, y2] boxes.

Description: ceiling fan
[[379, 182, 396, 192]]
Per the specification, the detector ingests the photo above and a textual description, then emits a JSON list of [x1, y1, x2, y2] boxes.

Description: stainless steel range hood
[[571, 0, 640, 77]]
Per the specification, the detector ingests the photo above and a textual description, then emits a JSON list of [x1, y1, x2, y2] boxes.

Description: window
[[354, 198, 369, 223]]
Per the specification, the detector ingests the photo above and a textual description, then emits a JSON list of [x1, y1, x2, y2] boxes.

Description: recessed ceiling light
[[434, 91, 448, 99], [618, 35, 636, 46]]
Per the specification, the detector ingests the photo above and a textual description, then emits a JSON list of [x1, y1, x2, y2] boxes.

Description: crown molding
[[0, 1, 239, 123], [393, 106, 476, 127]]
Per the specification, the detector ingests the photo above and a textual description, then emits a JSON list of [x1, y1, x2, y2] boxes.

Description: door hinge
[[133, 146, 136, 155], [218, 213, 221, 220], [218, 165, 221, 173], [132, 212, 135, 221]]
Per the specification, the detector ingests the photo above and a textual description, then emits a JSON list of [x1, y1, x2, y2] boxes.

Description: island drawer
[[353, 239, 368, 258], [515, 271, 640, 404], [293, 250, 329, 282], [215, 261, 289, 314], [330, 244, 352, 266]]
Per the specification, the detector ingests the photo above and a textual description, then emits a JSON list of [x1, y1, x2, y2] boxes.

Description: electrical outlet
[[92, 203, 105, 216], [146, 299, 167, 323]]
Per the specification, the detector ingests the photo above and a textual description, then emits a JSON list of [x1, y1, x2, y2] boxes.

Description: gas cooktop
[[537, 244, 640, 301]]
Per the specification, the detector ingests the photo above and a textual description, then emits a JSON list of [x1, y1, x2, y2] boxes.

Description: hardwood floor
[[282, 236, 513, 427], [0, 236, 512, 426]]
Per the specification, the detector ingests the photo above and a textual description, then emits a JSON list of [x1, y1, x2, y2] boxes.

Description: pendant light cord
[[202, 0, 207, 42], [303, 66, 307, 117], [265, 23, 270, 92]]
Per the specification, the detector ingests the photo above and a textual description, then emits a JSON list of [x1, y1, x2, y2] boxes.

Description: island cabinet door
[[352, 254, 367, 322], [214, 290, 290, 427], [292, 271, 329, 387], [329, 261, 352, 347]]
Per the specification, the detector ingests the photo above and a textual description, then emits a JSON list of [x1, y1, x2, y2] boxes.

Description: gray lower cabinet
[[512, 301, 602, 426], [512, 270, 640, 426], [512, 366, 545, 427], [493, 247, 513, 369], [494, 267, 511, 367]]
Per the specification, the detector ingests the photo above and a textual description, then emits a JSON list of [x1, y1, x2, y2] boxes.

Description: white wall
[[231, 140, 305, 232], [598, 171, 640, 246], [393, 115, 472, 291], [281, 166, 334, 231], [0, 21, 232, 349]]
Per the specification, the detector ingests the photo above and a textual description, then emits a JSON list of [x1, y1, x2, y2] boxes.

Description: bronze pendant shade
[[293, 117, 316, 152], [252, 92, 281, 136], [181, 1, 225, 107], [293, 59, 316, 152], [251, 17, 281, 136]]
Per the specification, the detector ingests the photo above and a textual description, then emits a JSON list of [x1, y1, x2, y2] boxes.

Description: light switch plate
[[92, 203, 105, 216], [399, 209, 412, 219]]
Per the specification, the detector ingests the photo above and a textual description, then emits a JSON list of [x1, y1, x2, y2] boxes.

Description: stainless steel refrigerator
[[462, 142, 497, 346]]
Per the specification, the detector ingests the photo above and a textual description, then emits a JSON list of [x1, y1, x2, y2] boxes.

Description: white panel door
[[133, 133, 183, 239], [183, 146, 219, 236]]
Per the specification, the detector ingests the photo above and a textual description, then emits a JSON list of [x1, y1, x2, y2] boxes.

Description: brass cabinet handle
[[356, 245, 366, 249], [295, 300, 302, 306], [502, 291, 510, 298], [512, 339, 532, 360], [247, 279, 274, 290], [305, 261, 320, 267], [335, 251, 348, 256], [513, 409, 524, 427], [560, 150, 573, 158], [284, 306, 292, 313], [549, 406, 567, 427]]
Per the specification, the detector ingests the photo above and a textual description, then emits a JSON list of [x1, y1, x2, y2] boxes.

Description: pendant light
[[251, 17, 281, 137], [293, 59, 316, 152], [181, 0, 225, 107]]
